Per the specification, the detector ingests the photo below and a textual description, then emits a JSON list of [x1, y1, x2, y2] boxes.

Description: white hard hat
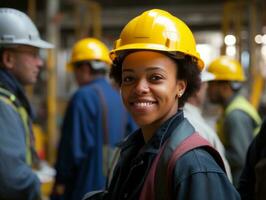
[[0, 8, 53, 49], [200, 70, 216, 82]]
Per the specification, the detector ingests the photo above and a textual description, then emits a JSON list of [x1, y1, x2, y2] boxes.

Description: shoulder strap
[[91, 84, 109, 145], [140, 118, 195, 200], [91, 84, 114, 186], [165, 134, 225, 199], [140, 132, 225, 200]]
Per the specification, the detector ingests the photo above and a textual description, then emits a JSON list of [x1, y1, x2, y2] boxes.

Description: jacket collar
[[0, 68, 33, 118], [120, 111, 185, 154]]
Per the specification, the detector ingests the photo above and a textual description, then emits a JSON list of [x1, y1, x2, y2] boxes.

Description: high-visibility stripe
[[0, 87, 32, 165], [217, 96, 262, 145]]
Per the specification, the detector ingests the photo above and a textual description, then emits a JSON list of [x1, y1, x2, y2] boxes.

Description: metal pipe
[[46, 0, 60, 164], [249, 0, 264, 109]]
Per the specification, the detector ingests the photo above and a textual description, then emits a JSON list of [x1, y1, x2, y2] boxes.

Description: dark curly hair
[[109, 51, 201, 107]]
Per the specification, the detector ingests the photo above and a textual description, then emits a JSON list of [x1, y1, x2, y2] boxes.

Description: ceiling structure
[[0, 0, 224, 31], [0, 0, 264, 48]]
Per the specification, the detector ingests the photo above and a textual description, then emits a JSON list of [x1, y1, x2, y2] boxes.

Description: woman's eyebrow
[[122, 66, 166, 73], [122, 68, 134, 72]]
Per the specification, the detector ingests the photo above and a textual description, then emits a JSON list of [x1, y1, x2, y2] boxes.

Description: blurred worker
[[50, 38, 137, 200], [238, 119, 266, 200], [207, 56, 262, 185], [0, 8, 53, 200], [183, 70, 232, 181]]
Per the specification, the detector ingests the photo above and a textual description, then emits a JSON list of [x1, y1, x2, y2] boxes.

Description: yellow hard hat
[[67, 38, 111, 71], [110, 9, 204, 70], [208, 56, 246, 81]]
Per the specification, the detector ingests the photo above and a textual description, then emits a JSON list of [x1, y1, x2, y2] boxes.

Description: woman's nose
[[134, 79, 149, 95]]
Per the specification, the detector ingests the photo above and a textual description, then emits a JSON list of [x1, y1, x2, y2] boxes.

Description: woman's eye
[[150, 75, 163, 81], [122, 76, 134, 83]]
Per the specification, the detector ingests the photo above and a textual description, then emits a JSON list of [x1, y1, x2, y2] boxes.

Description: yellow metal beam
[[46, 0, 60, 164], [250, 75, 264, 109], [248, 0, 264, 109], [89, 1, 102, 38], [26, 0, 37, 99], [27, 0, 36, 20], [75, 0, 102, 39]]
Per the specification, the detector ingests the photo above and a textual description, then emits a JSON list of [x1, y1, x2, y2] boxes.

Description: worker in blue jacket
[[0, 8, 53, 200], [50, 38, 137, 200]]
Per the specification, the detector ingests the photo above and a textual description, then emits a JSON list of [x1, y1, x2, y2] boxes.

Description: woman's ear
[[2, 50, 15, 70], [176, 80, 187, 98]]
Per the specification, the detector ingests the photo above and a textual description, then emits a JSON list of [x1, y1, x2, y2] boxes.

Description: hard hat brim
[[24, 39, 54, 49], [1, 39, 54, 49], [200, 71, 216, 82], [110, 43, 204, 70]]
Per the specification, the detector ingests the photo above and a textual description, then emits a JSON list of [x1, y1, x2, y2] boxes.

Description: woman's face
[[121, 51, 186, 128]]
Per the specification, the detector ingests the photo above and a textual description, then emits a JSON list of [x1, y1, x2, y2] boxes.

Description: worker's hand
[[50, 183, 65, 200]]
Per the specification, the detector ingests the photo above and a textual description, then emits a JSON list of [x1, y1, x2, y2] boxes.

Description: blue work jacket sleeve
[[0, 101, 41, 200], [55, 90, 96, 183], [173, 149, 240, 200]]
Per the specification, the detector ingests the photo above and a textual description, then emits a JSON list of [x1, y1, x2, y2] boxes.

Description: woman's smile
[[129, 98, 157, 113]]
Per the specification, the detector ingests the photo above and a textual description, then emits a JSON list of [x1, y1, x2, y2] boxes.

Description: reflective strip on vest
[[0, 87, 32, 165], [216, 95, 262, 145]]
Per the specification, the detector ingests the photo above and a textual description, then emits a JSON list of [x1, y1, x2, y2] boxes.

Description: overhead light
[[262, 34, 266, 44], [224, 34, 236, 46], [261, 45, 266, 58], [255, 34, 262, 44], [226, 46, 236, 57]]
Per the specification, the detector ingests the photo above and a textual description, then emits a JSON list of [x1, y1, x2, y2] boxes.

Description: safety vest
[[0, 87, 32, 165], [216, 95, 262, 145]]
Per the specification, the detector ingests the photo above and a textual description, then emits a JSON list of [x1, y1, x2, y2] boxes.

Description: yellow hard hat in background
[[67, 38, 111, 71], [110, 9, 204, 70], [207, 56, 246, 82]]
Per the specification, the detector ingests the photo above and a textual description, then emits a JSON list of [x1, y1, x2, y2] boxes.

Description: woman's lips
[[129, 99, 157, 113]]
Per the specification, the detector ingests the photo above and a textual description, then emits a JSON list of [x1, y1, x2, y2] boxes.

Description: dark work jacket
[[238, 119, 266, 200], [53, 77, 137, 200], [106, 111, 240, 200]]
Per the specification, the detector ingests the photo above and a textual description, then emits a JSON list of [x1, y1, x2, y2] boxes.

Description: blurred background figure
[[50, 38, 137, 200], [207, 56, 262, 186], [238, 118, 266, 200], [183, 70, 232, 181], [0, 8, 53, 200]]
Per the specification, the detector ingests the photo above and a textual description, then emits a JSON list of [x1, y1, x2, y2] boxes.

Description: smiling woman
[[83, 8, 240, 200], [120, 51, 183, 142]]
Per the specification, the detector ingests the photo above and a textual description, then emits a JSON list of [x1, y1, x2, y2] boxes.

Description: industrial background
[[0, 0, 265, 198]]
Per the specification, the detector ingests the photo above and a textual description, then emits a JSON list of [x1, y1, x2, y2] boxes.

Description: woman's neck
[[141, 125, 159, 143]]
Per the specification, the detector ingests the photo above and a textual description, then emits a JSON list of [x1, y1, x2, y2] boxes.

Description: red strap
[[140, 133, 225, 200], [139, 142, 168, 200], [167, 133, 215, 196]]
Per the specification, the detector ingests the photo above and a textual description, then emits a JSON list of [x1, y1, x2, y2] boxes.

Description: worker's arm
[[0, 101, 41, 200]]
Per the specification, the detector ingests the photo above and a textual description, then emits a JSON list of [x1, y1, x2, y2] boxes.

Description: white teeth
[[134, 102, 154, 108]]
